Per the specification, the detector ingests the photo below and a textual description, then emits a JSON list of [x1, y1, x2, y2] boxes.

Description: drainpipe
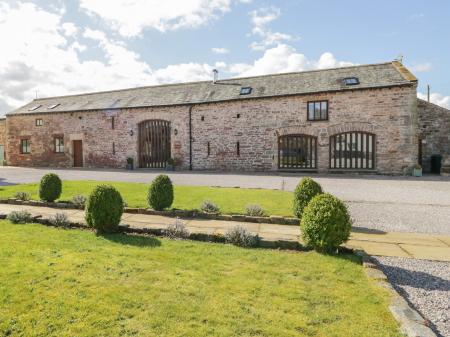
[[189, 105, 193, 170]]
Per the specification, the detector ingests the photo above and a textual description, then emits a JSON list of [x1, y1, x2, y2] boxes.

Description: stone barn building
[[1, 61, 449, 174]]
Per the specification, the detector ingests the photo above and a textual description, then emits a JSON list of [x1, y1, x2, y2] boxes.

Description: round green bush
[[39, 173, 62, 202], [148, 174, 174, 210], [85, 185, 124, 233], [293, 177, 323, 219], [300, 193, 352, 253]]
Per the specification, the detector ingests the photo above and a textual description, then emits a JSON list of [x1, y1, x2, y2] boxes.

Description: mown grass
[[0, 221, 401, 337], [0, 180, 294, 216]]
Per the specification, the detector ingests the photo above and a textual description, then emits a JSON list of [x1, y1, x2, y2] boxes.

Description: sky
[[0, 0, 449, 116]]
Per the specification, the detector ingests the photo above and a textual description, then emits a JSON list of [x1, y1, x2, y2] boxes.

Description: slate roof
[[7, 61, 417, 116]]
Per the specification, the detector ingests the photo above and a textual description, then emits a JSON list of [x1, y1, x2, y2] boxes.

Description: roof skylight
[[28, 105, 42, 111], [240, 87, 252, 95], [47, 103, 60, 109], [343, 77, 359, 85]]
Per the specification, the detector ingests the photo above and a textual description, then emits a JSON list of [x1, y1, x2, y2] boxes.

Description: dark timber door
[[73, 140, 83, 167], [138, 120, 171, 168]]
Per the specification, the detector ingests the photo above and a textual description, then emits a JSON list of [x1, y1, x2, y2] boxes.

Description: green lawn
[[0, 181, 294, 216], [0, 221, 401, 337]]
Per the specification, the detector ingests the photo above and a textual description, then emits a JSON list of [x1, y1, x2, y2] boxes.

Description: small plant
[[148, 174, 174, 211], [85, 185, 124, 233], [167, 158, 175, 166], [72, 194, 87, 208], [200, 200, 220, 214], [49, 212, 70, 227], [14, 191, 31, 201], [126, 157, 134, 165], [164, 218, 190, 239], [39, 173, 62, 202], [245, 204, 265, 217], [7, 210, 33, 224], [300, 193, 352, 253], [225, 225, 259, 248], [293, 177, 323, 220]]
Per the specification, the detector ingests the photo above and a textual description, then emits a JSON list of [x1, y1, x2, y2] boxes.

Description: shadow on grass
[[100, 232, 161, 247]]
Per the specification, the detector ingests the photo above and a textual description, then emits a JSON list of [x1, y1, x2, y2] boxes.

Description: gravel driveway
[[1, 166, 450, 234], [374, 257, 450, 337]]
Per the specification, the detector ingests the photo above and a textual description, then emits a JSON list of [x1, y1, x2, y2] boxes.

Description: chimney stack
[[427, 85, 430, 102], [213, 69, 218, 84]]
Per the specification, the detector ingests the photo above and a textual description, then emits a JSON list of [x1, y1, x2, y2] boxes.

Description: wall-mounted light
[[129, 129, 134, 136], [174, 129, 178, 135]]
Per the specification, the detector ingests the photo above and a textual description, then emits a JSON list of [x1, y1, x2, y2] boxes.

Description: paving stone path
[[1, 204, 449, 262]]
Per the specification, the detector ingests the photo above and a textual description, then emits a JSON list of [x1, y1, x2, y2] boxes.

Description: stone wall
[[5, 84, 419, 174], [192, 85, 418, 174], [6, 106, 190, 169], [418, 99, 450, 173], [0, 118, 6, 163]]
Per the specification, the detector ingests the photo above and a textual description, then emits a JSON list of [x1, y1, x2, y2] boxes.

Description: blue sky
[[0, 0, 449, 115]]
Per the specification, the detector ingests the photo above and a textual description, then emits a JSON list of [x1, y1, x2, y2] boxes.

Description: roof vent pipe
[[212, 69, 218, 84]]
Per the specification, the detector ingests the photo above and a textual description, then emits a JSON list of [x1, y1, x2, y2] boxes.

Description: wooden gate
[[138, 120, 171, 168]]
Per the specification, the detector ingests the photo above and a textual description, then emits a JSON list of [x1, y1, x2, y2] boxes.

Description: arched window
[[329, 132, 375, 169], [278, 134, 317, 169]]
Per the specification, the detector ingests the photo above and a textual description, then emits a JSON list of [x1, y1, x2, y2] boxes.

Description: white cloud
[[411, 62, 432, 73], [249, 7, 296, 51], [418, 92, 450, 109], [230, 44, 354, 77], [0, 2, 356, 116], [212, 47, 229, 54], [61, 22, 78, 36], [79, 0, 232, 37]]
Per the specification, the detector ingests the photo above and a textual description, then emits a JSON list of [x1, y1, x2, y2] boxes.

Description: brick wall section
[[418, 99, 450, 173], [6, 84, 418, 174]]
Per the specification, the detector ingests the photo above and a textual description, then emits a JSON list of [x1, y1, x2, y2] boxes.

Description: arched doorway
[[278, 134, 317, 170], [138, 120, 171, 168]]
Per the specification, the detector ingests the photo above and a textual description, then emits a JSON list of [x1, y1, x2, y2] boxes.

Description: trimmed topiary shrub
[[293, 177, 323, 220], [85, 185, 124, 233], [39, 173, 62, 202], [147, 175, 174, 211], [300, 193, 352, 253]]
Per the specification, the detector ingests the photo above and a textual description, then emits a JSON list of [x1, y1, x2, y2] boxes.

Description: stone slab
[[346, 240, 412, 258], [399, 244, 450, 261]]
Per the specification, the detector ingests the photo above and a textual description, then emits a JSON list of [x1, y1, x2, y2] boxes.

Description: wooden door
[[138, 120, 171, 168], [73, 140, 83, 167]]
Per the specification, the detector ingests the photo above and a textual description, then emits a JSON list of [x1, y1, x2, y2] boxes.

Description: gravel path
[[374, 257, 450, 337]]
